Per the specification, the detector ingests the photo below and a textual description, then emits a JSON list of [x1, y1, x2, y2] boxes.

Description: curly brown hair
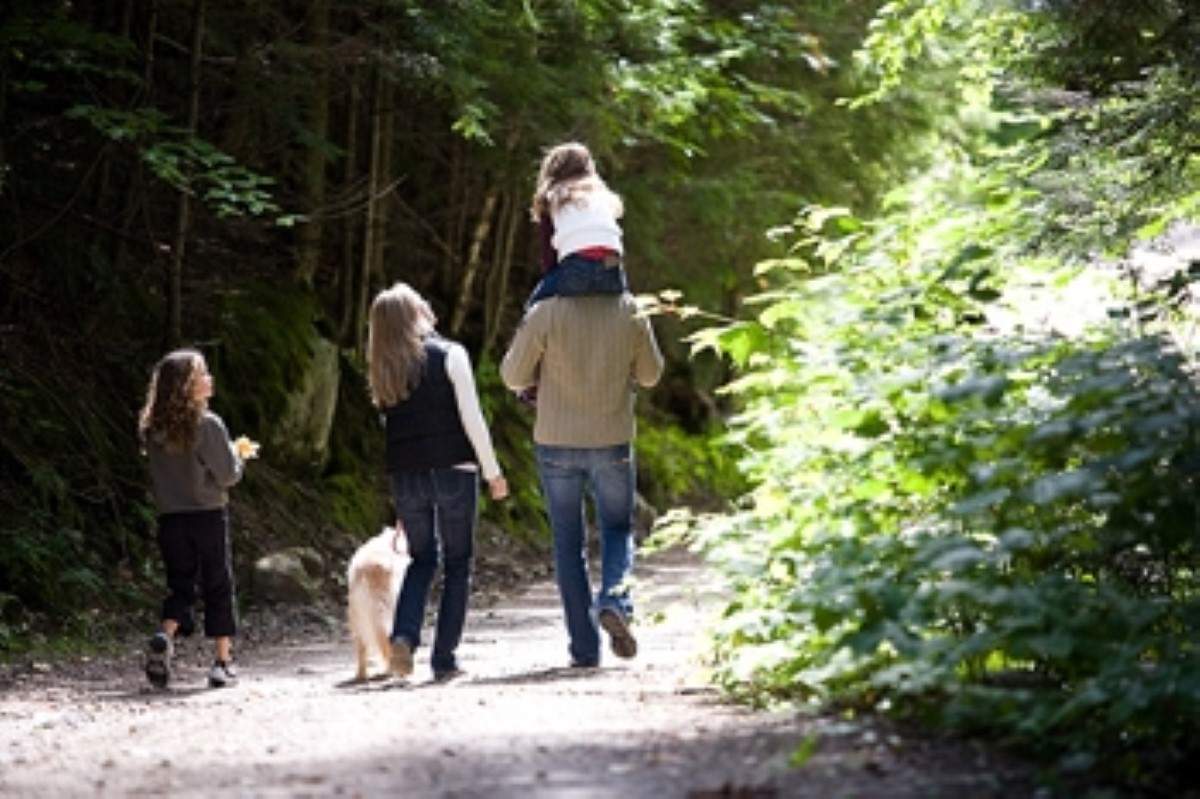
[[138, 349, 207, 453]]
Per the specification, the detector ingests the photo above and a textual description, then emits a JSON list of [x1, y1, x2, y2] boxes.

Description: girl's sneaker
[[144, 632, 173, 688], [207, 660, 238, 688]]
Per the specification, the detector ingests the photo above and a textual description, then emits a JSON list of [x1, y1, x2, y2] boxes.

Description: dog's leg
[[348, 578, 373, 682], [353, 560, 399, 681], [348, 530, 407, 682], [374, 619, 393, 679], [354, 634, 370, 683]]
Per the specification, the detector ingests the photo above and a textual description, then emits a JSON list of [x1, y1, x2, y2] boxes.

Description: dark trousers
[[157, 508, 237, 638], [389, 467, 479, 675]]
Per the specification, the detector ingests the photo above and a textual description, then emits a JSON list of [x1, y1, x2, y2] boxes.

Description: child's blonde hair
[[530, 141, 622, 222], [138, 349, 207, 452], [367, 282, 437, 407]]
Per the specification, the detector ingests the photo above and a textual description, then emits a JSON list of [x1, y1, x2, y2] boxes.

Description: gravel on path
[[0, 548, 1042, 798]]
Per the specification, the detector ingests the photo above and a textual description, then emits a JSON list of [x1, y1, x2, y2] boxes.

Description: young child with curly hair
[[138, 348, 258, 689]]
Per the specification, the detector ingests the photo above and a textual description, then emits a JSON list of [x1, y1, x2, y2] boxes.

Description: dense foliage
[[1, 2, 891, 651], [6, 0, 1198, 790], [653, 0, 1200, 792]]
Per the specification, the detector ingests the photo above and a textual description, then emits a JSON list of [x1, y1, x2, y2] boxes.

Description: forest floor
[[0, 545, 1062, 798]]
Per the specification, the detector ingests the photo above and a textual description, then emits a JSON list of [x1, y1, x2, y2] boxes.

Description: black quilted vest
[[383, 338, 476, 473]]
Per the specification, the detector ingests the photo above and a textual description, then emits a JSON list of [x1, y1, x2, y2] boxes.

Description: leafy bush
[[676, 188, 1200, 792], [0, 349, 157, 654], [669, 1, 1200, 790], [636, 415, 749, 512]]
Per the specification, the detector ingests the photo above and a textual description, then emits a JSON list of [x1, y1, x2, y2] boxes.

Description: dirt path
[[0, 549, 1042, 798]]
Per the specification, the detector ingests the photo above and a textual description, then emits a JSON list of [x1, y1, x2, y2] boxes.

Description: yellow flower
[[234, 436, 261, 460]]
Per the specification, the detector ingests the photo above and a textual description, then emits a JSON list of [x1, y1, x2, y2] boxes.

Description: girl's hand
[[488, 475, 509, 501], [234, 436, 261, 460]]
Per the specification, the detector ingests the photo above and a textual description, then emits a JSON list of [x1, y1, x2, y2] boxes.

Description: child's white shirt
[[552, 190, 623, 257]]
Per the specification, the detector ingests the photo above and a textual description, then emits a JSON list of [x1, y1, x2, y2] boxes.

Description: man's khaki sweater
[[500, 294, 664, 447]]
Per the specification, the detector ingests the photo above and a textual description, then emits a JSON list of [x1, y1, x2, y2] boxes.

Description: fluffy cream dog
[[346, 525, 410, 682]]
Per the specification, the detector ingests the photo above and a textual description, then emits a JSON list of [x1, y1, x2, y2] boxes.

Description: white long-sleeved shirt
[[445, 342, 502, 480], [551, 188, 623, 258]]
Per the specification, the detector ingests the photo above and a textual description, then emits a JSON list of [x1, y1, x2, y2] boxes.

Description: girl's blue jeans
[[526, 252, 628, 309], [535, 443, 636, 666], [389, 467, 478, 676]]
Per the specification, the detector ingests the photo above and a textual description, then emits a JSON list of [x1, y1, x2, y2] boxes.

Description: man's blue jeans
[[389, 467, 478, 676], [535, 443, 636, 666]]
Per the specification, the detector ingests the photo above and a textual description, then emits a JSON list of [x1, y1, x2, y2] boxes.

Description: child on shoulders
[[519, 143, 631, 407], [525, 141, 629, 309]]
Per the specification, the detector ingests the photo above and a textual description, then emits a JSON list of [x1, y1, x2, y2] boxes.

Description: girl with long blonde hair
[[366, 283, 508, 682]]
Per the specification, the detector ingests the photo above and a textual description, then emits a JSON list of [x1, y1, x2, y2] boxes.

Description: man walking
[[501, 292, 663, 667]]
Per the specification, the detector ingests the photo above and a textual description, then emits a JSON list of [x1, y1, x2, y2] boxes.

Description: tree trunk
[[295, 0, 330, 287], [106, 0, 144, 284], [372, 79, 394, 294], [167, 0, 204, 346], [483, 188, 521, 356], [335, 78, 360, 346], [0, 28, 8, 200], [450, 188, 497, 338], [351, 69, 391, 354]]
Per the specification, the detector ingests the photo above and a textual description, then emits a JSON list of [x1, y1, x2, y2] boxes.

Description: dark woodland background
[[3, 0, 906, 640], [5, 0, 1200, 791]]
